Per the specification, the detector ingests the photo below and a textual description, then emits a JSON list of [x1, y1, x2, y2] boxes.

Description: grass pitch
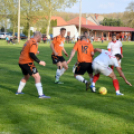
[[0, 40, 134, 134]]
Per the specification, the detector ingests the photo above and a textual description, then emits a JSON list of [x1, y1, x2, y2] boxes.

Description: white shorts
[[92, 61, 113, 76]]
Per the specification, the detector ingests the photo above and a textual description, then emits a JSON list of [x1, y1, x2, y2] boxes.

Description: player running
[[107, 34, 123, 70], [72, 31, 91, 73], [16, 32, 50, 99], [67, 36, 94, 91], [90, 48, 132, 95], [50, 28, 68, 84]]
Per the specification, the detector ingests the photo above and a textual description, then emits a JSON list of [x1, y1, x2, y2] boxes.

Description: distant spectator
[[91, 35, 94, 43], [122, 34, 124, 41], [101, 36, 104, 43], [71, 36, 75, 44], [47, 34, 51, 44], [128, 36, 131, 41], [66, 35, 70, 44], [43, 35, 47, 43], [6, 36, 9, 44], [124, 35, 127, 41]]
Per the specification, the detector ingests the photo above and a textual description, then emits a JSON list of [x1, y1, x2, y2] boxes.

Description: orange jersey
[[86, 38, 91, 43], [52, 35, 65, 56], [73, 40, 94, 63], [19, 38, 38, 64]]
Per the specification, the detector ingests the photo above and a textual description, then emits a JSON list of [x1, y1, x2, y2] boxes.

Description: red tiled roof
[[51, 16, 68, 26], [81, 25, 134, 32], [67, 17, 97, 26]]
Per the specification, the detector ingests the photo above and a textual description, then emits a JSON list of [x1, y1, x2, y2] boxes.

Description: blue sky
[[65, 0, 132, 13]]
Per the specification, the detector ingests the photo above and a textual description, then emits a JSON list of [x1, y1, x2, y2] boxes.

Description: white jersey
[[94, 49, 119, 68], [107, 40, 122, 55]]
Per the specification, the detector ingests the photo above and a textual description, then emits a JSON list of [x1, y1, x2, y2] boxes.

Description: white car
[[0, 32, 6, 39], [0, 32, 13, 39]]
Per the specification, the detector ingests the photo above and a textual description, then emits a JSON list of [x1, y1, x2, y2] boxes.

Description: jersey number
[[82, 46, 88, 54]]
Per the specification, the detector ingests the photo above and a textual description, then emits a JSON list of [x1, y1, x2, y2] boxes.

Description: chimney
[[86, 13, 88, 25], [95, 13, 98, 20]]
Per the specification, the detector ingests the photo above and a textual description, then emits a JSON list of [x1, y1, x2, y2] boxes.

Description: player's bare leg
[[90, 73, 100, 93], [74, 74, 90, 91], [72, 61, 79, 73], [16, 74, 30, 95], [32, 73, 50, 99], [108, 71, 124, 95], [55, 61, 68, 84]]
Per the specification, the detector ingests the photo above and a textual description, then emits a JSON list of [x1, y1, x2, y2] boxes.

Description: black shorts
[[19, 63, 38, 76], [51, 55, 65, 64], [75, 63, 93, 75]]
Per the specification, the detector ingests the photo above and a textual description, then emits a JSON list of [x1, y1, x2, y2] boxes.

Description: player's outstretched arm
[[50, 42, 58, 56], [116, 67, 132, 86], [39, 61, 46, 66], [94, 48, 102, 53], [29, 53, 40, 63], [63, 47, 68, 57], [67, 49, 76, 64]]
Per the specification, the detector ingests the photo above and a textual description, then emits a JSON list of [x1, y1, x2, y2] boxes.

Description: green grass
[[0, 40, 134, 134]]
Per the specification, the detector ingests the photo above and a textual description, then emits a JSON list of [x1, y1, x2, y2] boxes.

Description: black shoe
[[86, 82, 90, 91]]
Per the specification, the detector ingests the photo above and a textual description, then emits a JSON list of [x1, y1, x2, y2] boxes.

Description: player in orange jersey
[[16, 32, 50, 99], [72, 31, 91, 73], [67, 36, 94, 91], [50, 28, 68, 84]]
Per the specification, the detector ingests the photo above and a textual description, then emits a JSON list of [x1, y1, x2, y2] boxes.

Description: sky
[[65, 0, 132, 14]]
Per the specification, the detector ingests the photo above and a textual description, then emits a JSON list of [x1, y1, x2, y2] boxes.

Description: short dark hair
[[60, 28, 66, 31], [80, 36, 86, 40], [115, 54, 122, 60], [112, 34, 116, 37], [84, 31, 88, 34]]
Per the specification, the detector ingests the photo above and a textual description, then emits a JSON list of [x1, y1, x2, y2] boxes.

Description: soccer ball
[[99, 87, 107, 95]]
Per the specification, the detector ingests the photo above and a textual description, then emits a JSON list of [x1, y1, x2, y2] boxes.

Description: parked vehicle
[[0, 32, 13, 39], [14, 33, 27, 40]]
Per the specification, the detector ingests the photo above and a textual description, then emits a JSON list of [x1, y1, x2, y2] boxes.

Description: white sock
[[116, 90, 120, 94], [56, 69, 61, 81], [92, 82, 95, 86], [60, 68, 66, 76], [35, 83, 43, 96], [17, 81, 26, 93], [90, 78, 93, 83], [76, 75, 87, 84]]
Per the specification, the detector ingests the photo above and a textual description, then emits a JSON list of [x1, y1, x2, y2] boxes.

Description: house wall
[[53, 25, 78, 39]]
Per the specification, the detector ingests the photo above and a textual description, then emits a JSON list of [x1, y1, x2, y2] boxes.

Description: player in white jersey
[[90, 48, 132, 96], [107, 34, 123, 70]]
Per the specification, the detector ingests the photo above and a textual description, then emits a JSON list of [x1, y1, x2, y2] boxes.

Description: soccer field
[[0, 40, 134, 134]]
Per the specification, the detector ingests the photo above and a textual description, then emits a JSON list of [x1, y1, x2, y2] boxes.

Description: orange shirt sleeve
[[52, 37, 57, 44], [73, 42, 78, 51], [29, 42, 38, 54], [89, 44, 94, 52]]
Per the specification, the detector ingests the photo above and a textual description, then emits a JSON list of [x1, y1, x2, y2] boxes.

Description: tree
[[21, 0, 46, 39], [0, 0, 18, 35], [40, 0, 77, 37], [122, 1, 134, 28], [101, 18, 123, 27]]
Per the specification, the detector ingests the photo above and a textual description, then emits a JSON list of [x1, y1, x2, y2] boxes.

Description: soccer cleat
[[15, 92, 24, 95], [116, 92, 124, 96], [39, 95, 51, 99], [55, 80, 64, 84], [86, 82, 90, 91], [90, 85, 96, 93], [72, 65, 76, 73]]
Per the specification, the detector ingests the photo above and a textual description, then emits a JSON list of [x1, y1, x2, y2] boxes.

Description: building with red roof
[[51, 16, 68, 26], [67, 17, 97, 26], [53, 23, 134, 41]]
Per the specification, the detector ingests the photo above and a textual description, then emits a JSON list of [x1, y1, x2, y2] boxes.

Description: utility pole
[[79, 0, 82, 36], [17, 0, 20, 43]]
